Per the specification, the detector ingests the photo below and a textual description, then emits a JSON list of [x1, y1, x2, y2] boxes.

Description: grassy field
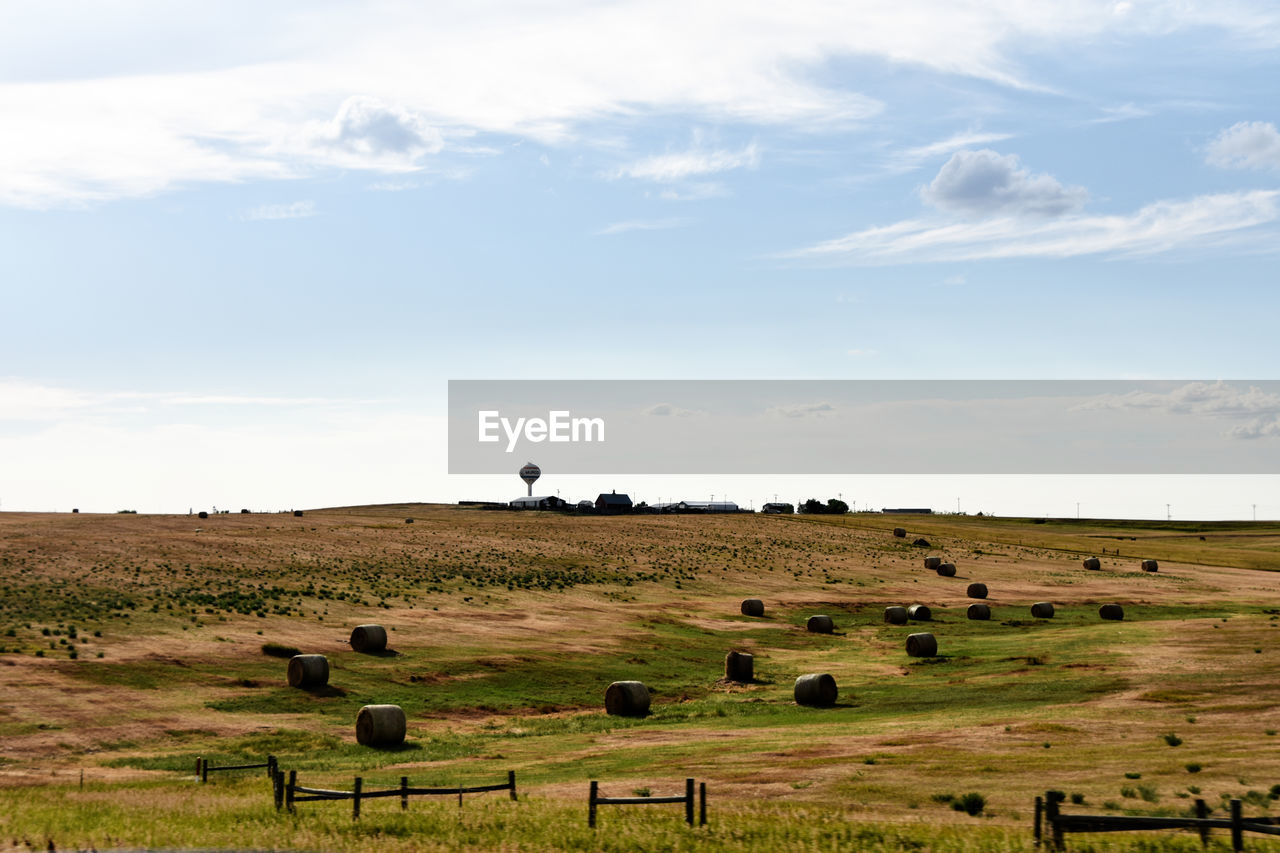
[[3, 504, 1280, 851]]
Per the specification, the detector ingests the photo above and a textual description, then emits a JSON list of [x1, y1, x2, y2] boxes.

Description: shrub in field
[[261, 642, 301, 658]]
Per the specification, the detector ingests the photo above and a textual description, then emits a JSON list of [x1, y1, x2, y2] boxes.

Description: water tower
[[519, 462, 541, 497]]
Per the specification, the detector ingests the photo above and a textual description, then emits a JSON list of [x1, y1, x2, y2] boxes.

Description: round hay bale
[[906, 632, 938, 657], [724, 651, 754, 683], [892, 527, 907, 538], [884, 606, 909, 625], [287, 654, 329, 689], [966, 582, 988, 599], [912, 538, 931, 547], [1031, 602, 1055, 619], [604, 680, 650, 716], [405, 518, 414, 524], [240, 508, 249, 514], [907, 604, 932, 621], [1141, 559, 1159, 572], [355, 704, 406, 747], [197, 511, 208, 519], [293, 510, 304, 517], [924, 556, 943, 570], [740, 598, 765, 617], [967, 603, 991, 620], [1083, 557, 1101, 570], [794, 673, 837, 707], [806, 614, 835, 634], [936, 563, 956, 577], [349, 624, 388, 653], [1099, 604, 1125, 621]]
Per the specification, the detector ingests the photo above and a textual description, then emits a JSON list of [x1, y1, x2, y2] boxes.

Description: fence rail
[[588, 778, 707, 827], [276, 769, 517, 818], [196, 755, 276, 783], [1035, 790, 1280, 851]]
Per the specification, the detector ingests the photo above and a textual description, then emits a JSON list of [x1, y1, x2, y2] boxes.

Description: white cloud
[[1078, 381, 1280, 440], [6, 1, 1273, 207], [1206, 121, 1280, 171], [613, 143, 760, 182], [241, 200, 316, 221], [785, 190, 1280, 264], [596, 217, 691, 235], [656, 182, 728, 201], [922, 149, 1087, 217], [643, 402, 700, 417]]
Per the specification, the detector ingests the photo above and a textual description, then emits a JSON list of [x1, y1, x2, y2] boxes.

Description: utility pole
[[1166, 503, 1171, 521], [1254, 504, 1258, 521], [1076, 502, 1080, 519]]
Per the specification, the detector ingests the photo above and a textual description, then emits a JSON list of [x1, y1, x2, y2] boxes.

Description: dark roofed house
[[595, 491, 633, 514]]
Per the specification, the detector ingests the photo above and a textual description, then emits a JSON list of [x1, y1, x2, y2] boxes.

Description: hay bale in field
[[293, 510, 304, 517], [349, 624, 388, 653], [724, 651, 754, 683], [924, 556, 943, 570], [1099, 604, 1124, 621], [806, 615, 835, 634], [912, 538, 931, 547], [287, 654, 329, 689], [1083, 557, 1101, 570], [794, 673, 837, 707], [605, 681, 650, 716], [198, 511, 208, 519], [907, 604, 932, 621], [936, 563, 956, 577], [405, 518, 414, 524], [884, 606, 909, 625], [240, 508, 249, 514], [1031, 602, 1055, 619], [967, 603, 991, 620], [356, 704, 406, 747], [892, 527, 907, 538], [1141, 559, 1159, 572], [966, 582, 988, 599], [906, 632, 938, 657], [740, 598, 765, 617]]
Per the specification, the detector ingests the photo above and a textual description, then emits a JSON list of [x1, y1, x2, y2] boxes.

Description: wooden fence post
[[201, 758, 209, 784], [1045, 791, 1063, 850], [684, 778, 694, 826], [286, 770, 297, 813], [353, 777, 362, 821], [1034, 796, 1043, 847], [588, 780, 598, 828], [273, 769, 284, 811], [195, 757, 203, 782], [509, 770, 518, 801], [1230, 798, 1243, 853], [401, 776, 409, 811], [267, 755, 277, 779], [699, 781, 707, 826], [458, 784, 464, 808], [1195, 798, 1209, 847]]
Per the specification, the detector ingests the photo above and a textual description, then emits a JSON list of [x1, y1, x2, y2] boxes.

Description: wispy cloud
[[596, 216, 691, 235], [241, 200, 316, 221], [612, 143, 760, 182], [766, 402, 835, 418], [785, 190, 1280, 264], [899, 130, 1014, 163]]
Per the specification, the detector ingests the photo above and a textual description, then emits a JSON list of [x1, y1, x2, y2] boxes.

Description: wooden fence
[[275, 769, 517, 818], [588, 778, 706, 828], [1035, 790, 1280, 851], [196, 754, 276, 783]]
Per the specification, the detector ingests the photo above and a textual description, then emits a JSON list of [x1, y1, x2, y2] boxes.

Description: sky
[[2, 1, 1279, 517]]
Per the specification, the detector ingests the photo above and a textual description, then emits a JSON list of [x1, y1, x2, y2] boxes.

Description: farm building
[[509, 496, 568, 511], [595, 491, 633, 514], [882, 507, 933, 514], [761, 502, 794, 514], [651, 500, 740, 513]]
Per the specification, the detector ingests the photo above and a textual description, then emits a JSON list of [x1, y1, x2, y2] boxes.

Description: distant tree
[[799, 498, 825, 514], [826, 498, 849, 515]]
